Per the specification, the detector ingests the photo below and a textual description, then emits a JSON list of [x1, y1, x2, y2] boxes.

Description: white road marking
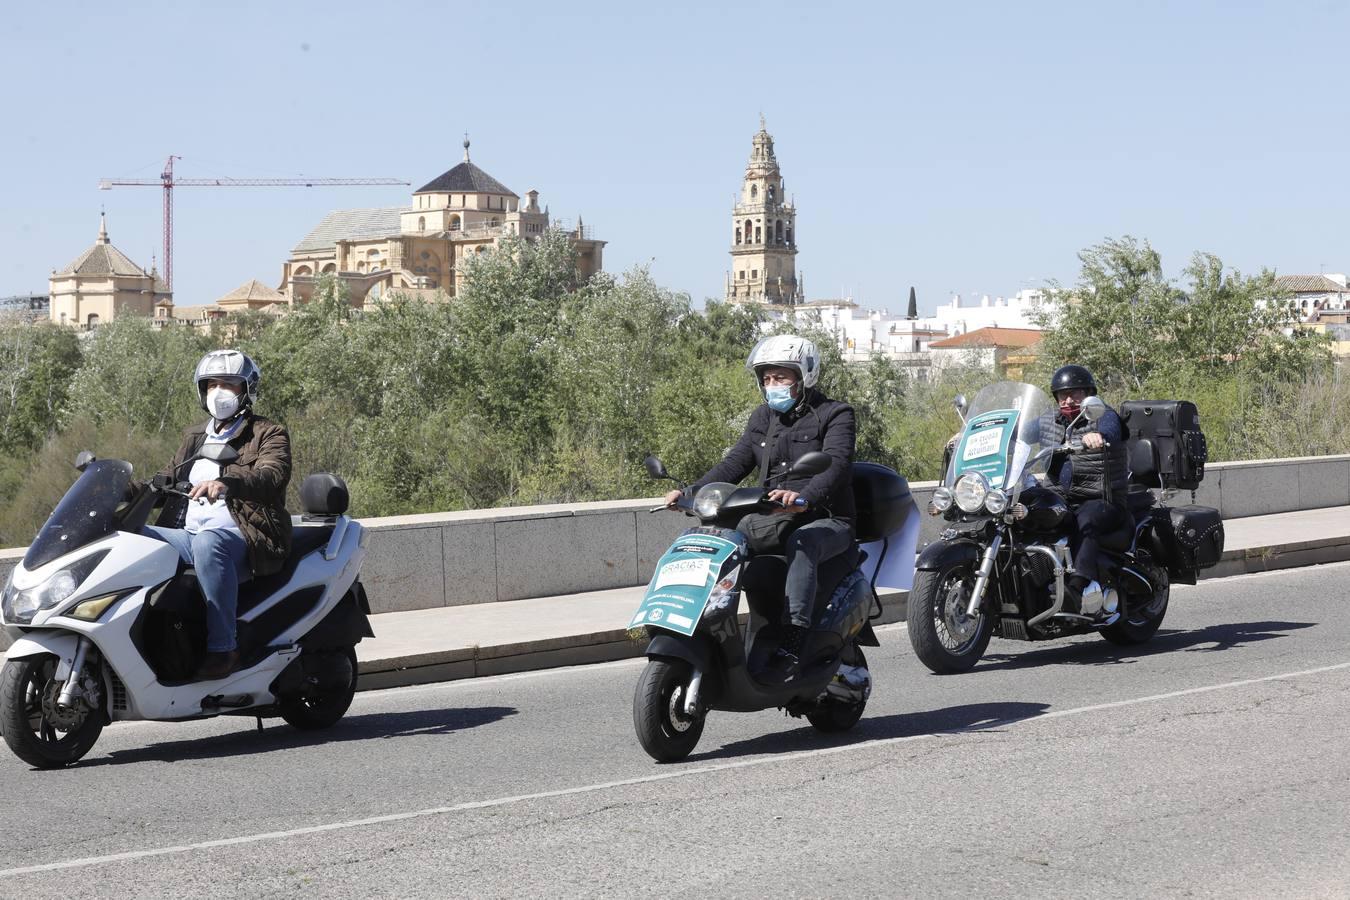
[[5, 658, 1348, 878]]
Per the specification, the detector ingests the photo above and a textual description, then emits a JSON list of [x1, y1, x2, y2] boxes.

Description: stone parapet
[[0, 455, 1346, 618]]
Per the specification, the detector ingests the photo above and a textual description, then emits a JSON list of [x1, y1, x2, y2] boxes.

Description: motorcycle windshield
[[24, 459, 133, 570], [945, 382, 1055, 491]]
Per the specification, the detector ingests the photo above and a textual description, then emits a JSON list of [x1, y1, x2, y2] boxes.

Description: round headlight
[[984, 489, 1008, 515], [954, 473, 990, 513], [931, 486, 953, 512], [693, 483, 733, 518]]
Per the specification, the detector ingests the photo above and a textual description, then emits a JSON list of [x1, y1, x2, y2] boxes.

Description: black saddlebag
[[1150, 505, 1224, 584], [1120, 400, 1208, 491]]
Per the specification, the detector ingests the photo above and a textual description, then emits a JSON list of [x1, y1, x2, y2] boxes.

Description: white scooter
[[0, 446, 373, 768]]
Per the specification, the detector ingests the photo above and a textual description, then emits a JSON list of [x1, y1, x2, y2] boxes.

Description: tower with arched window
[[726, 118, 799, 306]]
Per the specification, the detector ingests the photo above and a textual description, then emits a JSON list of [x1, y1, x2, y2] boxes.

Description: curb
[[354, 533, 1350, 691]]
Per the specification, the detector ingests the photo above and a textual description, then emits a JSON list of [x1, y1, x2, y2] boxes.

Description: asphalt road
[[2, 562, 1350, 899]]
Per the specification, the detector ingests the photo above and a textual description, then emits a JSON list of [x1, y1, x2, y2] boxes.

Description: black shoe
[[194, 650, 240, 681], [764, 647, 802, 684]]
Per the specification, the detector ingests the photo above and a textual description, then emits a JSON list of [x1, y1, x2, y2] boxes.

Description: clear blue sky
[[3, 0, 1346, 315]]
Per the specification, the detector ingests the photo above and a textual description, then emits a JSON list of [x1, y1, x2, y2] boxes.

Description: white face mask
[[206, 386, 242, 421]]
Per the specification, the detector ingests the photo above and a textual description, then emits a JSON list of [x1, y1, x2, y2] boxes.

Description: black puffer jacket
[[691, 390, 856, 525], [1039, 408, 1129, 506]]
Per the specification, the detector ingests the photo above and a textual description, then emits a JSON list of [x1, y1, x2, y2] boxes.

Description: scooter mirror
[[74, 451, 96, 472], [643, 455, 670, 480], [1081, 396, 1106, 423], [198, 443, 239, 464], [790, 451, 832, 477], [953, 394, 969, 422]]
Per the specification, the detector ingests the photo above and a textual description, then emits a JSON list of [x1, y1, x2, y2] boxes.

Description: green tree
[[0, 322, 82, 455]]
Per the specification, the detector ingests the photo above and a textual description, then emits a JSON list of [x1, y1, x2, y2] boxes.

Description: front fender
[[645, 632, 713, 674], [916, 538, 983, 572], [5, 631, 81, 662]]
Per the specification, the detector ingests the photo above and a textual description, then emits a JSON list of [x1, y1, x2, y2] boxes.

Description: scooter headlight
[[984, 489, 1009, 515], [1, 551, 107, 626], [931, 486, 954, 512], [693, 482, 734, 519], [953, 473, 990, 513]]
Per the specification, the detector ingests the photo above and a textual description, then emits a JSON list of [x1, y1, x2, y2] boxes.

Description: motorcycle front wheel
[[0, 654, 104, 769], [907, 560, 993, 674], [633, 658, 705, 762]]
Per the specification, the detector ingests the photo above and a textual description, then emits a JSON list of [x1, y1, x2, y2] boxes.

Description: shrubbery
[[0, 230, 1342, 547]]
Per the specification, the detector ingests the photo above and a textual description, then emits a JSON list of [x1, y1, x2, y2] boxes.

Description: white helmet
[[194, 349, 261, 412], [746, 334, 821, 389]]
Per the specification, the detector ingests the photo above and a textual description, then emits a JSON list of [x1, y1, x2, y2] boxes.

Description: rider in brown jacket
[[141, 350, 292, 679]]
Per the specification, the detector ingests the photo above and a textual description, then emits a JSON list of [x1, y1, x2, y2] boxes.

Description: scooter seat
[[741, 543, 861, 624]]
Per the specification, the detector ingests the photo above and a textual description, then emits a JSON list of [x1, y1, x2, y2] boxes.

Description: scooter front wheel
[[633, 658, 705, 762], [0, 654, 104, 769]]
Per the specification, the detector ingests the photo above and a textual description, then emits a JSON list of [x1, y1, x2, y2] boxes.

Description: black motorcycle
[[907, 381, 1172, 674]]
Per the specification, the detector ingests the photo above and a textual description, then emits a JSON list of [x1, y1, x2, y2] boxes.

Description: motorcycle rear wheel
[[0, 655, 104, 769], [633, 658, 705, 762], [1101, 564, 1170, 645], [279, 647, 358, 730], [907, 561, 992, 674]]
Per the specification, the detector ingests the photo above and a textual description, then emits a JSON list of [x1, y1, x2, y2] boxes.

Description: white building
[[1275, 273, 1349, 322], [930, 289, 1048, 336]]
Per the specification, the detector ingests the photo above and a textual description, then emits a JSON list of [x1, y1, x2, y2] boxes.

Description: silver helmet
[[745, 334, 821, 389], [194, 349, 261, 412]]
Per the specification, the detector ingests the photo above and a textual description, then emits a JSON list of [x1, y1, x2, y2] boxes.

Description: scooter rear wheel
[[633, 658, 705, 762], [0, 654, 104, 769], [279, 647, 358, 730]]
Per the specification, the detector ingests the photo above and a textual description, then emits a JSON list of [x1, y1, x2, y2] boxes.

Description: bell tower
[[726, 117, 799, 305]]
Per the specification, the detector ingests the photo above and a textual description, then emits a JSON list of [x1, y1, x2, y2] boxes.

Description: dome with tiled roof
[[56, 214, 151, 278], [414, 138, 517, 197]]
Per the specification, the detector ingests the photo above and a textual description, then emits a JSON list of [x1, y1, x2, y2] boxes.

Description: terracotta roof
[[216, 279, 285, 306], [415, 160, 517, 197], [928, 326, 1043, 349], [293, 207, 403, 253], [1275, 274, 1349, 294]]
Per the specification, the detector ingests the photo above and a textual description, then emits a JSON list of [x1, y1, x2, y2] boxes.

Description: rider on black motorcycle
[[663, 334, 856, 681], [1036, 364, 1132, 613]]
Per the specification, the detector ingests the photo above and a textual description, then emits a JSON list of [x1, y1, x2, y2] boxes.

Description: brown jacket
[[150, 414, 293, 576]]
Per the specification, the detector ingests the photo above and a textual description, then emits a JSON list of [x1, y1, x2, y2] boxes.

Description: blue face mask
[[765, 385, 797, 413]]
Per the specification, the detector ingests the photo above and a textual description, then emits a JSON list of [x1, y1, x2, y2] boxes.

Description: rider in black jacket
[[665, 334, 856, 681], [1039, 364, 1132, 612]]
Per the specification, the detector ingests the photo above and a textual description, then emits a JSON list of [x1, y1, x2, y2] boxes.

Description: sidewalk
[[354, 505, 1350, 690]]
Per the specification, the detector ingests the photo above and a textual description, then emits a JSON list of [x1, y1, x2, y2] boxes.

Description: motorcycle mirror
[[643, 455, 670, 481], [74, 450, 96, 472], [953, 394, 968, 423], [198, 443, 239, 464], [789, 451, 831, 477], [1081, 396, 1106, 423]]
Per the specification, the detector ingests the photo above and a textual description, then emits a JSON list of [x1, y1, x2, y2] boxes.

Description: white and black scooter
[[0, 446, 373, 768]]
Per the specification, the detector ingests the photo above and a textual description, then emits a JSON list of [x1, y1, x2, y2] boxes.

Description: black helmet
[[1050, 364, 1096, 397]]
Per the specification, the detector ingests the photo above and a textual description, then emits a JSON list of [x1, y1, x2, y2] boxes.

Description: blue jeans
[[143, 526, 251, 652]]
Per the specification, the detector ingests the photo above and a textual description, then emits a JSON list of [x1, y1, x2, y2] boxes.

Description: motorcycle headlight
[[954, 473, 990, 513], [1, 551, 107, 626], [693, 483, 734, 519], [984, 489, 1009, 515], [931, 486, 954, 512]]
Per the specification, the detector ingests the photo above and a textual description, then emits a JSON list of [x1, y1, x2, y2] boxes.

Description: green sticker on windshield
[[953, 408, 1021, 484]]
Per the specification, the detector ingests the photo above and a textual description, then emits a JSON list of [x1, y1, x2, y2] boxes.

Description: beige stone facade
[[726, 119, 800, 306], [48, 214, 170, 327], [283, 141, 605, 306]]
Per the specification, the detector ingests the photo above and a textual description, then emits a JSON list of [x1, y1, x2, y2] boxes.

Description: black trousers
[[1071, 500, 1132, 583]]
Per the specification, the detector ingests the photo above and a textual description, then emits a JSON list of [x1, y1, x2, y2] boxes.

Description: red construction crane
[[99, 155, 410, 291]]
